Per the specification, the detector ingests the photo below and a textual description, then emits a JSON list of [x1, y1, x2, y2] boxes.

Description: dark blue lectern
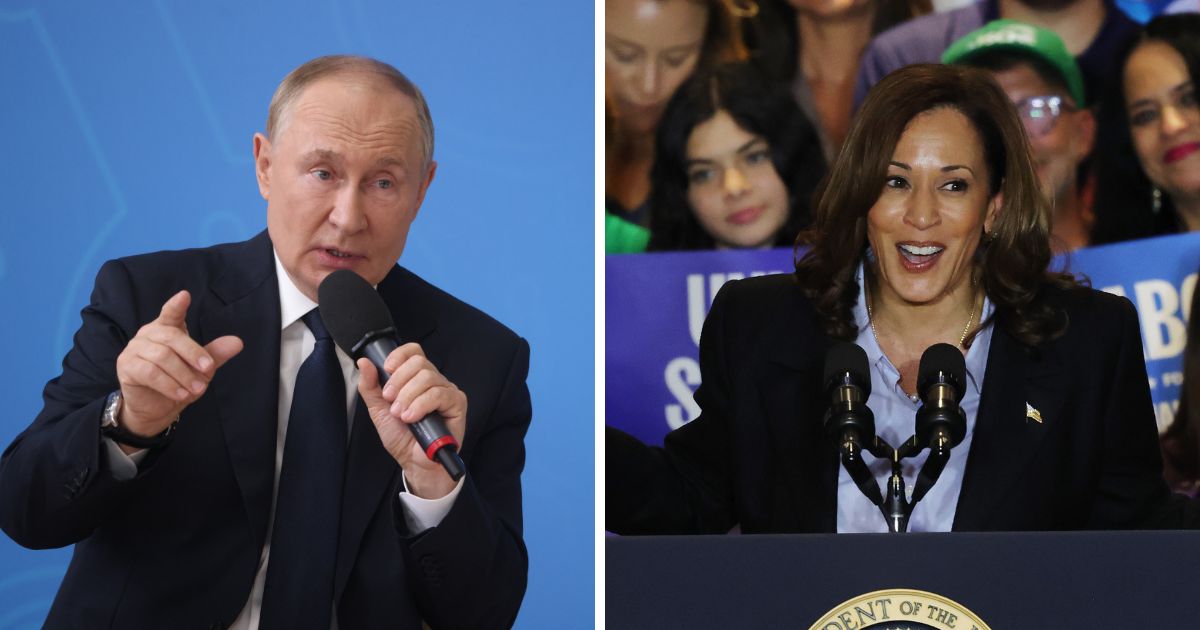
[[607, 531, 1200, 628]]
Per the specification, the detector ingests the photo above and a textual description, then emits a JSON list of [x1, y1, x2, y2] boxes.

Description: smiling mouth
[[727, 206, 764, 225], [1165, 142, 1200, 165], [897, 243, 944, 269]]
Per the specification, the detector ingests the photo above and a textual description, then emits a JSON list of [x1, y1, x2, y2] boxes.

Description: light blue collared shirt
[[836, 265, 995, 533]]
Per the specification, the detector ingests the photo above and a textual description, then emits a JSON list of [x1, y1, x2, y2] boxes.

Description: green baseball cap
[[941, 19, 1086, 107]]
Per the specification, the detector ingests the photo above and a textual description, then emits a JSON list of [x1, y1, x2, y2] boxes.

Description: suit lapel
[[196, 231, 281, 552], [333, 265, 437, 598], [954, 323, 1061, 530]]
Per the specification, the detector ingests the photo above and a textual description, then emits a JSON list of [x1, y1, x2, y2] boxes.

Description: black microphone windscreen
[[917, 343, 966, 394], [317, 269, 396, 356], [823, 341, 871, 397]]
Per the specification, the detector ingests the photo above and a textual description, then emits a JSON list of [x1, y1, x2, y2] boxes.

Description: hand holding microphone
[[319, 270, 467, 499]]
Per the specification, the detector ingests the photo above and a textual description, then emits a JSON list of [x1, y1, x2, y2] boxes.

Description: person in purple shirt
[[853, 0, 1139, 113]]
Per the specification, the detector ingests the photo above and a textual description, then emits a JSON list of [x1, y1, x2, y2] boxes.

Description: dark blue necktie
[[260, 309, 347, 629]]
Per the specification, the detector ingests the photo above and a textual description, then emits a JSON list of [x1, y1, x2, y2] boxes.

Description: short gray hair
[[266, 55, 435, 167]]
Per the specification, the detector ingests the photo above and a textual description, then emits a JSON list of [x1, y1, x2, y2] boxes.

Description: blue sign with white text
[[606, 233, 1200, 446]]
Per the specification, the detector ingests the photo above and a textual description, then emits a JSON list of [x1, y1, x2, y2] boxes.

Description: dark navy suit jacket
[[609, 273, 1200, 534], [0, 231, 531, 629]]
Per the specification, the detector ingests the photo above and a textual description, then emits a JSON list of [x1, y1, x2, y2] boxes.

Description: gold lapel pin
[[1026, 402, 1043, 424]]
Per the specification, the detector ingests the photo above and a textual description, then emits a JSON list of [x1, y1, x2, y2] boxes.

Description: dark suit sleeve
[[606, 280, 740, 535], [397, 336, 531, 629], [0, 260, 157, 549]]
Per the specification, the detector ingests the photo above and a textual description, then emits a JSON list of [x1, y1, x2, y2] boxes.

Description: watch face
[[102, 391, 122, 428]]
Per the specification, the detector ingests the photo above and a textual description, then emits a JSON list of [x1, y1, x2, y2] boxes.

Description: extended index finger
[[156, 290, 191, 329]]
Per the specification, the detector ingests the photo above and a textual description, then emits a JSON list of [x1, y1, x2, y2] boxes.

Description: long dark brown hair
[[1092, 13, 1200, 245], [647, 62, 826, 250], [794, 64, 1075, 347]]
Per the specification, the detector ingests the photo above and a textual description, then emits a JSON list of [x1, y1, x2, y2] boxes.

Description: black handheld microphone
[[915, 343, 968, 455], [318, 269, 466, 481], [823, 341, 882, 506]]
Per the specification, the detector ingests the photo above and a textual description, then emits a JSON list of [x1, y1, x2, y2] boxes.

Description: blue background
[[0, 2, 593, 627]]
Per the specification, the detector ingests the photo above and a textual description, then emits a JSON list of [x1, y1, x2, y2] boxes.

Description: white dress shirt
[[836, 264, 994, 533], [104, 252, 463, 629]]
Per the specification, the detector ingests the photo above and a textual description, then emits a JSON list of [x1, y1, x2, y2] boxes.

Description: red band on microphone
[[424, 435, 458, 461]]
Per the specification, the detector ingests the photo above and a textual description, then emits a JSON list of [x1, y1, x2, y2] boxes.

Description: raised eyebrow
[[889, 161, 911, 170], [374, 156, 406, 171], [1172, 81, 1196, 96], [302, 149, 342, 165], [941, 164, 975, 175]]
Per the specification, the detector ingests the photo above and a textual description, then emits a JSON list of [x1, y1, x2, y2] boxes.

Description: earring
[[1153, 187, 1162, 215]]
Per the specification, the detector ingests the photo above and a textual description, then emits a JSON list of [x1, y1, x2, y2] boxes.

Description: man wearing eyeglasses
[[944, 20, 1098, 253]]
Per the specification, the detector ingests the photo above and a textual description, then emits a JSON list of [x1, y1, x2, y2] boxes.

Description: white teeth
[[899, 244, 943, 256]]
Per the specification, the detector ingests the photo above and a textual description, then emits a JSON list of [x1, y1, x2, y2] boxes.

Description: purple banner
[[606, 232, 1200, 445]]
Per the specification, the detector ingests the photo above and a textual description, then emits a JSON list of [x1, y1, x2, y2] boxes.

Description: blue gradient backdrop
[[0, 2, 593, 627]]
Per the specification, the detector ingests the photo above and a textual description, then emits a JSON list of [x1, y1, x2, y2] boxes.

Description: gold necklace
[[866, 282, 977, 349]]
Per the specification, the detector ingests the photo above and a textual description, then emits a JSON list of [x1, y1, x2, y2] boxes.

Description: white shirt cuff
[[102, 437, 148, 481], [397, 474, 465, 533]]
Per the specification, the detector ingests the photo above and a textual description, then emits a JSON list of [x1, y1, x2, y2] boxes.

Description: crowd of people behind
[[605, 0, 1199, 256], [605, 1, 1200, 497]]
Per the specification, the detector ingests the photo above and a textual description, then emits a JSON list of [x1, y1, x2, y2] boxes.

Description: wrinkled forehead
[[277, 76, 425, 161], [276, 73, 427, 157]]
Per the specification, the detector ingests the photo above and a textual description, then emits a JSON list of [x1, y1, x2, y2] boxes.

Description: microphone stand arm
[[881, 448, 912, 533]]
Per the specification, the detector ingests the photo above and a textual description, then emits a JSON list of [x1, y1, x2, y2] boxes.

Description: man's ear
[[411, 160, 438, 219], [253, 133, 271, 200]]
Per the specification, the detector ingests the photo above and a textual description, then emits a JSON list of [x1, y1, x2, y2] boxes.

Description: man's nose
[[328, 185, 368, 233]]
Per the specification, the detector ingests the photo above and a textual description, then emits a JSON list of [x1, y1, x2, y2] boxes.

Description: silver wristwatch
[[100, 390, 178, 449]]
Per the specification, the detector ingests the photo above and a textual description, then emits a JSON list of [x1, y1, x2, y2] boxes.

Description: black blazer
[[0, 231, 531, 629], [608, 273, 1200, 534]]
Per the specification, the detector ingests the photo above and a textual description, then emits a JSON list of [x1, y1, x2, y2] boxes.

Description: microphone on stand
[[823, 342, 883, 507], [911, 343, 968, 504]]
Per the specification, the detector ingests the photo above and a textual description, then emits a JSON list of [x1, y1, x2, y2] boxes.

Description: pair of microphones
[[822, 341, 968, 532], [318, 270, 466, 481]]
